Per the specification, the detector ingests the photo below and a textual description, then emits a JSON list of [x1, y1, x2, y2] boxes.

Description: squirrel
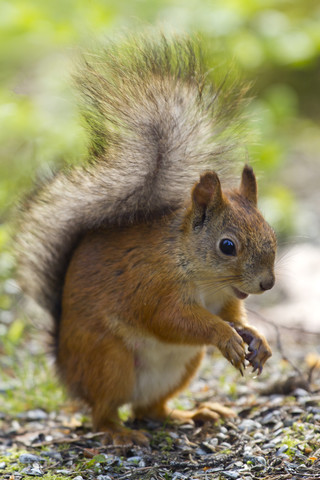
[[16, 34, 277, 446]]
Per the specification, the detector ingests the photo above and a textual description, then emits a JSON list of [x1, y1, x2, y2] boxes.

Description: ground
[[1, 243, 320, 480]]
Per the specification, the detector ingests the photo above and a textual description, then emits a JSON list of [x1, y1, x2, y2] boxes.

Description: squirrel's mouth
[[232, 287, 249, 300]]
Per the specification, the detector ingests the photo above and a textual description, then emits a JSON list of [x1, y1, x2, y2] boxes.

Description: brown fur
[[16, 35, 276, 445], [56, 168, 276, 444]]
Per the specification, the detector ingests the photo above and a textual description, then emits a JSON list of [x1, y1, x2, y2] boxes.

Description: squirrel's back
[[16, 34, 247, 325]]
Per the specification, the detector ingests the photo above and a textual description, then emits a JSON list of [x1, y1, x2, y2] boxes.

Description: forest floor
[[1, 243, 320, 480]]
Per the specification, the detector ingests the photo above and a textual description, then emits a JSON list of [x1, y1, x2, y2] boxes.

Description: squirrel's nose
[[260, 275, 275, 291]]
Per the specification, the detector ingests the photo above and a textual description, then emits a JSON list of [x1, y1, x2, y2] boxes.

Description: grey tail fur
[[16, 33, 248, 334]]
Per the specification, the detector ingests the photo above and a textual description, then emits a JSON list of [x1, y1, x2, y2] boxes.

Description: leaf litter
[[1, 257, 320, 479], [1, 338, 320, 480]]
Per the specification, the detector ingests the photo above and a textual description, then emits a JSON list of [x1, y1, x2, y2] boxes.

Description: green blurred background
[[1, 0, 320, 239], [0, 0, 320, 411]]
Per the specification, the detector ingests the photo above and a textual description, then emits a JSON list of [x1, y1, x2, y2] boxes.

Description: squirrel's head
[[185, 165, 277, 299]]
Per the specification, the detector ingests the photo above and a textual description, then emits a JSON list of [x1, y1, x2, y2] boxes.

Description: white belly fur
[[126, 335, 203, 407], [198, 285, 230, 315], [126, 288, 229, 408]]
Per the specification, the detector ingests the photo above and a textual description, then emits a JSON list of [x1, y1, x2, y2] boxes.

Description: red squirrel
[[17, 35, 276, 446]]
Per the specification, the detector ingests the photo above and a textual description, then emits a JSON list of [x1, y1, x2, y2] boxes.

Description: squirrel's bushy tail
[[16, 33, 248, 325]]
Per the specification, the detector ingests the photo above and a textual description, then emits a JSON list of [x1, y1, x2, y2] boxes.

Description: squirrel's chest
[[125, 336, 203, 407], [197, 286, 230, 315]]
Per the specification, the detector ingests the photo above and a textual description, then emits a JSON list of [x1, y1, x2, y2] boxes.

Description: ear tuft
[[192, 171, 221, 208], [240, 164, 257, 206], [191, 171, 223, 230]]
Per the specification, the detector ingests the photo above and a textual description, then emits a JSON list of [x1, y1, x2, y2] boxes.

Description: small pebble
[[243, 446, 253, 456], [40, 450, 63, 461], [208, 438, 218, 447], [276, 445, 288, 456], [73, 476, 84, 480], [261, 411, 280, 425], [283, 419, 294, 427], [262, 441, 276, 450], [127, 456, 142, 464], [0, 462, 6, 469], [22, 464, 43, 476], [26, 409, 48, 420], [178, 444, 193, 453], [269, 395, 284, 405], [222, 470, 240, 479], [244, 455, 266, 466], [195, 448, 208, 455], [100, 454, 119, 465], [238, 419, 261, 432], [201, 441, 217, 453], [291, 407, 304, 415], [179, 424, 193, 430], [97, 476, 112, 480], [126, 456, 145, 467], [294, 388, 310, 397], [172, 473, 187, 480], [19, 453, 42, 464], [217, 432, 228, 440], [272, 435, 284, 445], [272, 421, 284, 431], [272, 428, 283, 438], [220, 442, 232, 449]]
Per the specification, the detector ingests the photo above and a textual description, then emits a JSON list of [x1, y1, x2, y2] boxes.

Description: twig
[[247, 308, 320, 336], [248, 308, 305, 376], [116, 466, 155, 480], [32, 432, 118, 449]]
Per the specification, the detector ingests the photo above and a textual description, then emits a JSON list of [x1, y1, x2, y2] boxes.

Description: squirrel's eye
[[219, 238, 236, 256]]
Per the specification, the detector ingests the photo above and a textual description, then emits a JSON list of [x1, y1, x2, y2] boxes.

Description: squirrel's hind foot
[[134, 402, 235, 426], [193, 402, 236, 422], [101, 425, 150, 447], [168, 402, 236, 425]]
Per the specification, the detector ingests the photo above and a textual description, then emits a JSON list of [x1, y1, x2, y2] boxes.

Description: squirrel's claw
[[239, 363, 245, 376], [218, 326, 246, 373], [234, 325, 272, 374], [250, 360, 262, 375]]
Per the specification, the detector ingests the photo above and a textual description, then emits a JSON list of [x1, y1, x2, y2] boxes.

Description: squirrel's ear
[[240, 164, 257, 206], [191, 172, 223, 229]]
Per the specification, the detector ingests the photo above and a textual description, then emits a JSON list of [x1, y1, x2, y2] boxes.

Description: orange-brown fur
[[57, 168, 276, 445], [16, 36, 277, 446]]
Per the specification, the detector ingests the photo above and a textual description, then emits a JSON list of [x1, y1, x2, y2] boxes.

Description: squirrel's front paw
[[217, 327, 246, 374], [234, 326, 272, 374]]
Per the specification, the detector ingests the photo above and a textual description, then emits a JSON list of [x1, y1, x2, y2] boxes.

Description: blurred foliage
[[0, 0, 320, 414], [0, 0, 319, 231]]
